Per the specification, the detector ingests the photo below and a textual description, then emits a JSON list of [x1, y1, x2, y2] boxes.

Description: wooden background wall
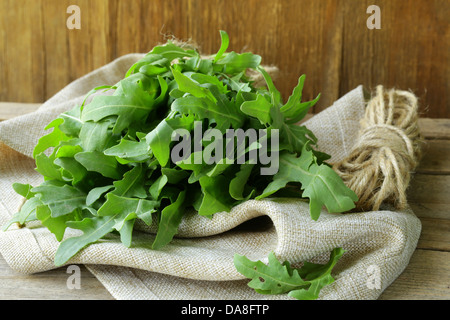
[[0, 0, 448, 118]]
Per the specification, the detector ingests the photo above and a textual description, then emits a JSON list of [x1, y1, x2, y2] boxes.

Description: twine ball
[[333, 85, 423, 212]]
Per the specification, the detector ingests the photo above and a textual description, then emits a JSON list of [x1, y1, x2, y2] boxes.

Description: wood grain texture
[[0, 0, 448, 117], [0, 102, 41, 121], [0, 259, 114, 300], [378, 249, 450, 300]]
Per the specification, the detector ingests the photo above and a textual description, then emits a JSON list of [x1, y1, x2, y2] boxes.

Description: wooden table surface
[[0, 103, 449, 300]]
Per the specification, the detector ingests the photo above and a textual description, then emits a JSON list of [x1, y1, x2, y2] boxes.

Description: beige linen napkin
[[0, 54, 421, 300]]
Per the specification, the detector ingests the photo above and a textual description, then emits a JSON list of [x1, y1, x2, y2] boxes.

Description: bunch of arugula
[[3, 31, 356, 298]]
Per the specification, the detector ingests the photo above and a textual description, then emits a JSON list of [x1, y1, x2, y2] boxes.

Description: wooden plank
[[379, 249, 450, 300], [0, 255, 113, 300], [408, 174, 450, 220], [339, 0, 450, 118], [406, 173, 450, 251], [419, 118, 450, 140], [410, 203, 450, 223], [0, 0, 46, 103], [1, 0, 448, 117], [416, 218, 450, 252], [408, 174, 450, 208], [0, 102, 41, 121], [416, 139, 450, 175]]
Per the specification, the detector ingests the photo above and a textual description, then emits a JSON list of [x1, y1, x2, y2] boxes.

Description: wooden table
[[0, 103, 449, 300]]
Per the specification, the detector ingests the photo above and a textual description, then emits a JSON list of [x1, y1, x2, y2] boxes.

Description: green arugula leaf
[[33, 118, 70, 158], [31, 184, 86, 218], [240, 94, 272, 124], [97, 193, 158, 225], [35, 153, 63, 181], [190, 73, 229, 94], [54, 139, 83, 158], [214, 30, 230, 63], [234, 251, 309, 295], [111, 164, 147, 198], [104, 138, 150, 163], [74, 151, 123, 180], [152, 190, 186, 249], [54, 215, 117, 266], [125, 53, 166, 78], [161, 167, 190, 184], [289, 247, 346, 300], [145, 115, 194, 167], [149, 42, 197, 62], [171, 67, 217, 103], [86, 185, 114, 206], [79, 119, 114, 152], [149, 174, 168, 200], [257, 146, 358, 220], [198, 175, 234, 216], [234, 247, 345, 300], [216, 52, 262, 74], [256, 66, 282, 106], [81, 80, 155, 134], [171, 95, 242, 131], [36, 205, 72, 242], [229, 164, 256, 200], [54, 157, 87, 185], [1, 196, 42, 230], [113, 212, 138, 247], [59, 105, 83, 137], [12, 183, 36, 199]]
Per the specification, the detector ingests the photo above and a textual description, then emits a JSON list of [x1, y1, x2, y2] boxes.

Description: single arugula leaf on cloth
[[234, 248, 345, 300]]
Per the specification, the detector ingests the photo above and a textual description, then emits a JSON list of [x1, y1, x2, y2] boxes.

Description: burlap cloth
[[0, 54, 421, 300]]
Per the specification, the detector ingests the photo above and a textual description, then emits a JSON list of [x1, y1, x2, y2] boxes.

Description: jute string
[[333, 85, 423, 212]]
